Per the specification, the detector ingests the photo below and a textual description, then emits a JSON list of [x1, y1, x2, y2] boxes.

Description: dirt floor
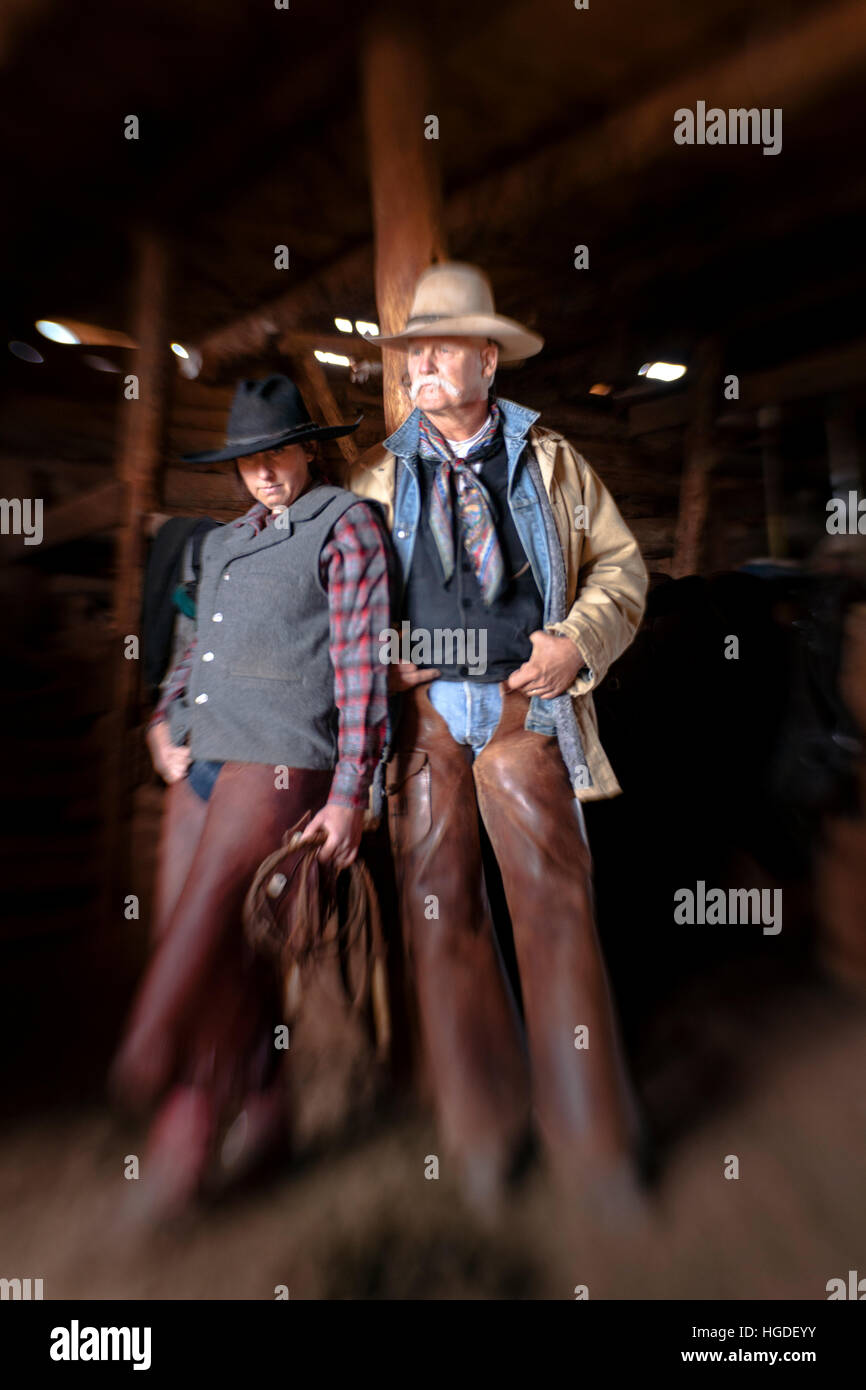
[[2, 785, 865, 1300]]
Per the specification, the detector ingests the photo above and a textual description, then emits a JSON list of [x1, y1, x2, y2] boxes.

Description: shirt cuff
[[327, 759, 373, 810]]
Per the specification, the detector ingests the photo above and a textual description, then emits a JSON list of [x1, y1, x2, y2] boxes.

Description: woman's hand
[[299, 804, 364, 871], [147, 720, 191, 784], [388, 661, 440, 692]]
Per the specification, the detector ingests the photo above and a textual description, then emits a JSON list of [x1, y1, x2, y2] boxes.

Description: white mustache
[[409, 373, 461, 403]]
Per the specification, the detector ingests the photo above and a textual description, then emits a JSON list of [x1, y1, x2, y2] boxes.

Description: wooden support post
[[103, 230, 171, 920], [816, 600, 866, 996], [825, 397, 863, 498], [758, 405, 787, 559], [672, 340, 722, 578], [114, 233, 170, 620], [361, 8, 446, 434]]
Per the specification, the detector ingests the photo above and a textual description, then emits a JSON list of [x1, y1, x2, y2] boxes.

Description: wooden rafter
[[190, 0, 866, 381]]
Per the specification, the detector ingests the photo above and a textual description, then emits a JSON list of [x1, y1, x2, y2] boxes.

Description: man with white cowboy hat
[[351, 262, 649, 1208]]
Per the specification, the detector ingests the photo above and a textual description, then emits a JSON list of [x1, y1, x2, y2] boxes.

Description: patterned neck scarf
[[417, 399, 505, 605]]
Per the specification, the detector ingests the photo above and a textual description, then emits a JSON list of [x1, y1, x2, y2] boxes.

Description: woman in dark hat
[[110, 375, 392, 1219]]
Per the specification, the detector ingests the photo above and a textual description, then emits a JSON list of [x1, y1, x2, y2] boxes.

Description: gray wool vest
[[167, 485, 361, 769]]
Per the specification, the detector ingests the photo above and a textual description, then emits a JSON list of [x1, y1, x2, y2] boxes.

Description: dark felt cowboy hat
[[182, 374, 362, 465]]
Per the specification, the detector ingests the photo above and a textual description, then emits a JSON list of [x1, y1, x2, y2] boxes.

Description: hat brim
[[181, 415, 363, 465], [357, 315, 543, 363]]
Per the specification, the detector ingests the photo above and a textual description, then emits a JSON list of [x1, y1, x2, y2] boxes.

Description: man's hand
[[388, 661, 440, 692], [147, 719, 191, 784], [505, 630, 584, 700], [299, 803, 365, 871]]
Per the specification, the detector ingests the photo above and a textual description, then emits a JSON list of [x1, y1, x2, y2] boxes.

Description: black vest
[[403, 431, 544, 681]]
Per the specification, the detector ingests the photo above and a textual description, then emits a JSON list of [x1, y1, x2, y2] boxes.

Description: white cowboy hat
[[361, 261, 544, 363]]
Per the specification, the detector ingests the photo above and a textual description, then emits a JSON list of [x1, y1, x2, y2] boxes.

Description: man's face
[[405, 335, 497, 413], [236, 443, 312, 510]]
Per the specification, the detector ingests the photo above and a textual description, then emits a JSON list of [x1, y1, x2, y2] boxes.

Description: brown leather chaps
[[386, 683, 641, 1187], [112, 762, 333, 1114]]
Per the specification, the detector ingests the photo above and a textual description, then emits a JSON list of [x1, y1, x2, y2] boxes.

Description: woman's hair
[[231, 461, 250, 504], [304, 439, 327, 481]]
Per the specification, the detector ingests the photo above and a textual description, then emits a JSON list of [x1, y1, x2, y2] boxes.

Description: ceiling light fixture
[[314, 350, 351, 367], [9, 341, 44, 363], [334, 318, 353, 334], [638, 361, 687, 382], [177, 347, 202, 380], [35, 318, 136, 348], [355, 320, 379, 337], [36, 319, 80, 345], [83, 354, 121, 373]]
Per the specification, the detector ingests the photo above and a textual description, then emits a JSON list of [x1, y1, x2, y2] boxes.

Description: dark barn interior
[[1, 0, 865, 1299]]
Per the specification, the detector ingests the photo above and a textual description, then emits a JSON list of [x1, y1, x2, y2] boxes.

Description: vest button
[[195, 693, 208, 704], [222, 571, 231, 581], [202, 651, 214, 662], [396, 529, 408, 540], [212, 612, 223, 622]]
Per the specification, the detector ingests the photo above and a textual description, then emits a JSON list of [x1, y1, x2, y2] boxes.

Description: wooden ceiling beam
[[445, 0, 866, 242], [191, 0, 866, 381], [629, 337, 866, 436], [3, 480, 124, 560]]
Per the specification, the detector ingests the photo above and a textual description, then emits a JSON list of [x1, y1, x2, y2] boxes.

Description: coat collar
[[383, 396, 540, 458]]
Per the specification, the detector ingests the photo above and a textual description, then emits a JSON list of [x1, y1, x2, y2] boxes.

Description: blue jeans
[[187, 759, 225, 803], [426, 679, 503, 758], [426, 678, 588, 841]]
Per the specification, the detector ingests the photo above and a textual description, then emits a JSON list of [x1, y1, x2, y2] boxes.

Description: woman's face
[[236, 443, 312, 510]]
